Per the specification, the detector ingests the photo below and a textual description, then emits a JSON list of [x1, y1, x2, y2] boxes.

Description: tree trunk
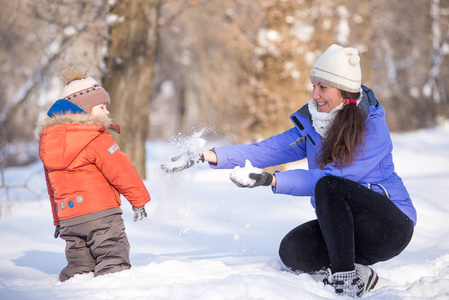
[[103, 0, 161, 179]]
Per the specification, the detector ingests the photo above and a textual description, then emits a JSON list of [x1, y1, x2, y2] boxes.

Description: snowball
[[230, 160, 263, 187], [161, 130, 207, 172]]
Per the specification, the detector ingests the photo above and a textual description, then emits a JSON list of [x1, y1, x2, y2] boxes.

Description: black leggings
[[279, 175, 414, 273]]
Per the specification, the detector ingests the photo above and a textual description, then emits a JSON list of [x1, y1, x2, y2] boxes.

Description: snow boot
[[355, 263, 378, 297], [323, 268, 358, 297]]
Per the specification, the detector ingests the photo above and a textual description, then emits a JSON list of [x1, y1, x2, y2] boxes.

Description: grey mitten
[[249, 172, 274, 187], [231, 171, 273, 188], [133, 206, 147, 222], [161, 152, 205, 173], [54, 225, 60, 239]]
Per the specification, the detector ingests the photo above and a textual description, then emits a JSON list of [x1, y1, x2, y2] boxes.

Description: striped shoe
[[355, 263, 379, 297]]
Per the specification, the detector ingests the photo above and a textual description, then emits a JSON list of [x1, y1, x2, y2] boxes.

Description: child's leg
[[59, 227, 96, 281], [87, 214, 131, 277]]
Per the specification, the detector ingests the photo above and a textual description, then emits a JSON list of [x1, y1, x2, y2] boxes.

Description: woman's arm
[[210, 127, 307, 170], [202, 150, 217, 164]]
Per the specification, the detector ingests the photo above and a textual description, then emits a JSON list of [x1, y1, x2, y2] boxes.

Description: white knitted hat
[[58, 64, 110, 114], [310, 44, 361, 93]]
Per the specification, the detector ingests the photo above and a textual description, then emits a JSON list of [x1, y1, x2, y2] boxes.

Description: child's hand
[[132, 206, 147, 222], [161, 152, 205, 173], [54, 225, 60, 238]]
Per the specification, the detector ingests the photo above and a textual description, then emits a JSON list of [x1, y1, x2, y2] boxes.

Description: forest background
[[1, 0, 448, 180]]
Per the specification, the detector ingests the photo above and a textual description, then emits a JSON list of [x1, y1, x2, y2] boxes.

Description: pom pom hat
[[310, 44, 361, 93], [58, 63, 110, 114]]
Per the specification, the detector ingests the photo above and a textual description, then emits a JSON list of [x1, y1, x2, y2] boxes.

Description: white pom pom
[[344, 48, 360, 66]]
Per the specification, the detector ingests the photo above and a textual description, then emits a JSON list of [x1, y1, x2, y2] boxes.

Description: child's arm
[[86, 133, 151, 209]]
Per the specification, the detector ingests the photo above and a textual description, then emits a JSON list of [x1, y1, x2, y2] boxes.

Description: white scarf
[[308, 99, 344, 138]]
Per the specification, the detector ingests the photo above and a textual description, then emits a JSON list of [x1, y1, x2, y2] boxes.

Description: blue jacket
[[211, 86, 416, 225]]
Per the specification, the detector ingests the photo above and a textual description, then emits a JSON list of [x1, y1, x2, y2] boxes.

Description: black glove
[[231, 171, 273, 188], [133, 205, 147, 222], [54, 225, 60, 239], [161, 152, 205, 173]]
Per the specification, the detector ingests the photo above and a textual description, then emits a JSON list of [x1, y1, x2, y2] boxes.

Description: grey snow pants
[[59, 213, 131, 281]]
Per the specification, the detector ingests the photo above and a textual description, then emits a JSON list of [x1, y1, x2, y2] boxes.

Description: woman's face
[[90, 104, 109, 117], [311, 82, 344, 113]]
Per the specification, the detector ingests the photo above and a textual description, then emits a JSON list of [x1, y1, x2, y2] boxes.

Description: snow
[[160, 80, 176, 98], [257, 28, 283, 57], [290, 20, 315, 43], [230, 160, 263, 187], [160, 130, 207, 172], [266, 30, 282, 43], [336, 6, 350, 46], [1, 122, 449, 299], [106, 14, 125, 26], [63, 26, 77, 37]]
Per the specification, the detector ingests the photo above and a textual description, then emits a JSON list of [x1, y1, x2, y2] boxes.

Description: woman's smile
[[311, 82, 344, 113]]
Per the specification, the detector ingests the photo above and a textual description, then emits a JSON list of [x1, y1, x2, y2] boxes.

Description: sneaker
[[323, 268, 358, 297], [355, 263, 378, 297]]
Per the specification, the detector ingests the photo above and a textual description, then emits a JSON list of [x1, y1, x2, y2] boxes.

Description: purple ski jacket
[[211, 86, 417, 225]]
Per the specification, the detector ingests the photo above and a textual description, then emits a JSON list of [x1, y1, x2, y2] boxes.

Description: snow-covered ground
[[1, 122, 449, 300]]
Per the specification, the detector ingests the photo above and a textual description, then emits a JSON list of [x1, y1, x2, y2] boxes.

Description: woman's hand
[[161, 152, 205, 173], [161, 150, 217, 173], [230, 171, 275, 188]]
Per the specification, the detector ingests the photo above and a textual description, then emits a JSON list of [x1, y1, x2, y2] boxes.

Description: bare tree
[[103, 0, 162, 179], [151, 0, 265, 142], [151, 0, 449, 143], [1, 0, 448, 180], [0, 0, 110, 189]]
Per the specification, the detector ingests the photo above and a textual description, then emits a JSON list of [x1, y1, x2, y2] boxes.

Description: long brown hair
[[317, 90, 367, 169]]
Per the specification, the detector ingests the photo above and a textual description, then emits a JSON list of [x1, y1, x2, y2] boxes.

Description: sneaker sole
[[366, 270, 379, 292]]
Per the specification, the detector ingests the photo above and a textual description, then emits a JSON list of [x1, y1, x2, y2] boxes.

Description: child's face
[[91, 104, 109, 117]]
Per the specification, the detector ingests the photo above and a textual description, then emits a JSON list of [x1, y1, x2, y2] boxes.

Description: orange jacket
[[38, 114, 151, 226]]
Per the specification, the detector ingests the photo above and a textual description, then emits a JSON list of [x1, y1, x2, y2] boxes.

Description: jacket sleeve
[[86, 132, 151, 208], [211, 127, 307, 169], [275, 110, 393, 197], [44, 167, 60, 226]]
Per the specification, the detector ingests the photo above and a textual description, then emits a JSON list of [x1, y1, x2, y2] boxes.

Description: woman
[[162, 44, 416, 297]]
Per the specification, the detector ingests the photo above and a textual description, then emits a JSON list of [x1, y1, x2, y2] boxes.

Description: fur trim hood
[[38, 114, 119, 171], [36, 114, 116, 140]]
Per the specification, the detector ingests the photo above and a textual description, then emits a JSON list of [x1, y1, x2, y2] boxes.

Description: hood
[[38, 114, 114, 170], [46, 99, 86, 117]]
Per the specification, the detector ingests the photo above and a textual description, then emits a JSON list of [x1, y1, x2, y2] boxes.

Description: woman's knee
[[279, 233, 305, 272], [279, 221, 329, 273], [315, 175, 341, 195]]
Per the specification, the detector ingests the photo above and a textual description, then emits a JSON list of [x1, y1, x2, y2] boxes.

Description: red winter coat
[[38, 114, 151, 226]]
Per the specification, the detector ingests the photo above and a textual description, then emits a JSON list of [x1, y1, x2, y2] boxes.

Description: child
[[37, 63, 151, 282]]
